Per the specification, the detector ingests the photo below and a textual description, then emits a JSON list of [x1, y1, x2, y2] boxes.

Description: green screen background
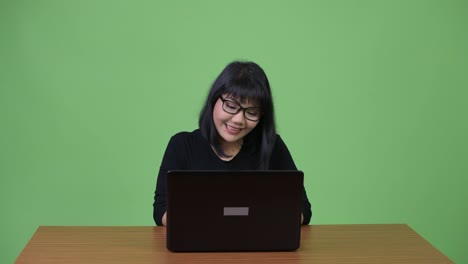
[[1, 0, 467, 263]]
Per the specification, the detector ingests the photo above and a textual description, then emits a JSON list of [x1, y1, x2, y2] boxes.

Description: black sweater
[[153, 129, 312, 225]]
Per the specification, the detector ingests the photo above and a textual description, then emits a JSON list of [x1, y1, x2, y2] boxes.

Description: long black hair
[[199, 61, 277, 169]]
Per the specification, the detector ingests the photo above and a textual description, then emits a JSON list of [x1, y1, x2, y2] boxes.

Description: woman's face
[[213, 94, 260, 145]]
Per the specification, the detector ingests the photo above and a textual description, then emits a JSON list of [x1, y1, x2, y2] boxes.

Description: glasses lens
[[245, 109, 261, 121], [223, 100, 240, 114]]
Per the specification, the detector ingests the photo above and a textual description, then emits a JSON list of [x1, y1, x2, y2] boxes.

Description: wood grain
[[15, 224, 453, 264]]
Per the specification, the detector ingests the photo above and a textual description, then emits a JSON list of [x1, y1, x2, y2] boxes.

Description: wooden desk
[[15, 224, 453, 264]]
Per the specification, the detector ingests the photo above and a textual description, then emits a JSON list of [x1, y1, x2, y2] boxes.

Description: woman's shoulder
[[272, 133, 290, 150], [168, 129, 204, 145], [273, 133, 284, 143]]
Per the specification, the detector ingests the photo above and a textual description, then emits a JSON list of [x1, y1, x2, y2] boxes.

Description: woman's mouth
[[225, 124, 242, 134]]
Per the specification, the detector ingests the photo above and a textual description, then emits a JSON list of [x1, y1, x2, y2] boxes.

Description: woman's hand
[[162, 212, 167, 226]]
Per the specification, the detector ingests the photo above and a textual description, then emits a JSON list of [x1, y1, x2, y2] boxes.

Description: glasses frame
[[218, 96, 262, 122]]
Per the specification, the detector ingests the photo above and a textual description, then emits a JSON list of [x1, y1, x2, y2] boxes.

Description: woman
[[153, 61, 312, 226]]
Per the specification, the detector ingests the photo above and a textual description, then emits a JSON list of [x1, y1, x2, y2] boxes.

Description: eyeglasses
[[219, 96, 262, 122]]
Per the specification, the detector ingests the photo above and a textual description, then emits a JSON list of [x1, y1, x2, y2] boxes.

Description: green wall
[[1, 0, 467, 263]]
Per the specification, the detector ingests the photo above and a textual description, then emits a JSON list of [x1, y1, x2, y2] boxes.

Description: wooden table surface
[[15, 224, 453, 264]]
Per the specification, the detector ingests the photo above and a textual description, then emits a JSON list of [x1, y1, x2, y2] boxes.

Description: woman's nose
[[231, 110, 245, 123]]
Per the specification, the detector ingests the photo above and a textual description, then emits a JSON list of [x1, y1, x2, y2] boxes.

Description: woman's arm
[[153, 133, 186, 226], [270, 135, 312, 225]]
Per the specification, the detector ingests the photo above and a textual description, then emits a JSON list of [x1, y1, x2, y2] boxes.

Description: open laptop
[[166, 170, 304, 252]]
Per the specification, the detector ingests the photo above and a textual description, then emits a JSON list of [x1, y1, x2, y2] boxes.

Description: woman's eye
[[247, 110, 260, 116], [226, 102, 239, 109]]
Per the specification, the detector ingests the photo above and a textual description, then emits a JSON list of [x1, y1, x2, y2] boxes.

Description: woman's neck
[[216, 139, 243, 161]]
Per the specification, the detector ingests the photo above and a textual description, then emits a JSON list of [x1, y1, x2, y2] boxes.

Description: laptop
[[166, 170, 304, 252]]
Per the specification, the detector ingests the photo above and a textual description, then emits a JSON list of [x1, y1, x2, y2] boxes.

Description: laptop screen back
[[166, 170, 304, 252]]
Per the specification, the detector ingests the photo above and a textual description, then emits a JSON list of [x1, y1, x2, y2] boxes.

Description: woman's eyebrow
[[225, 95, 259, 108], [242, 102, 260, 108]]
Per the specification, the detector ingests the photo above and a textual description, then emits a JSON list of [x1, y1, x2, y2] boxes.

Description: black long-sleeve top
[[153, 129, 312, 226]]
